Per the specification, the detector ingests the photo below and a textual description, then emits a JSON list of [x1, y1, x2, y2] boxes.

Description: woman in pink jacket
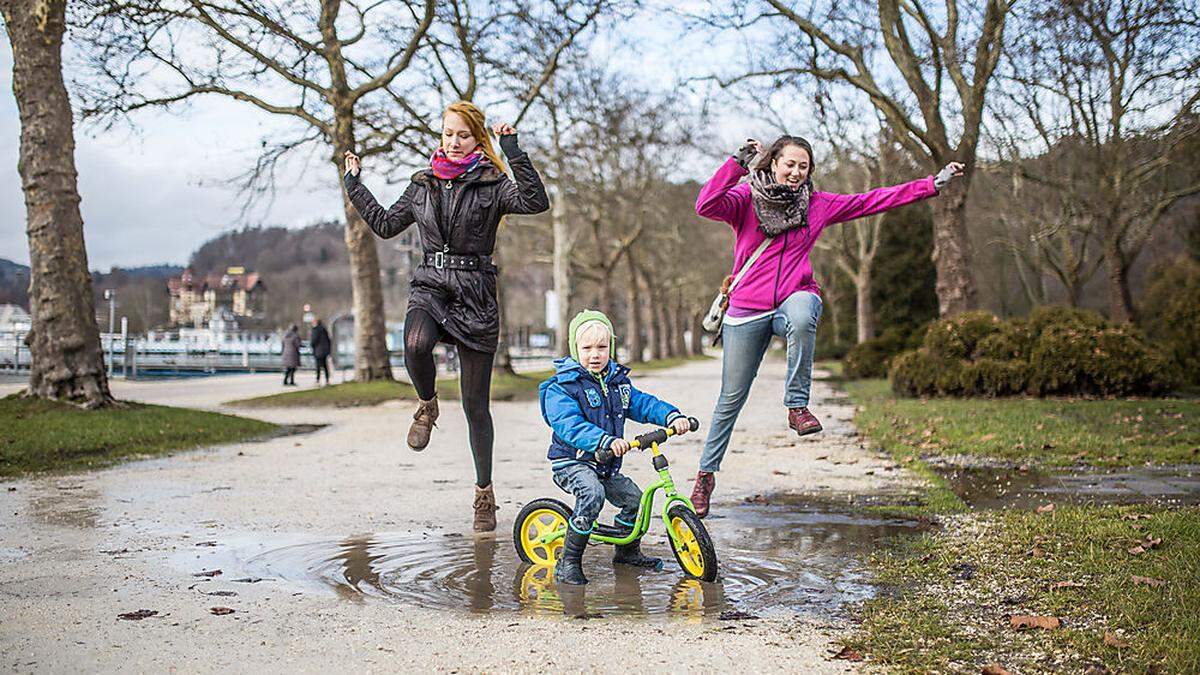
[[690, 135, 963, 517]]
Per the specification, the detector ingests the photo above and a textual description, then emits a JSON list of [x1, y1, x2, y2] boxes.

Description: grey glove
[[734, 139, 760, 170], [498, 132, 522, 157], [934, 162, 963, 191]]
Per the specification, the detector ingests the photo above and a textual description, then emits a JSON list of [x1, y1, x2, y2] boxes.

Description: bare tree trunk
[[550, 180, 571, 356], [855, 273, 874, 343], [643, 273, 664, 361], [689, 311, 705, 355], [337, 171, 393, 381], [3, 0, 113, 407], [1104, 242, 1135, 323], [625, 254, 644, 363], [930, 183, 979, 316], [672, 292, 687, 356]]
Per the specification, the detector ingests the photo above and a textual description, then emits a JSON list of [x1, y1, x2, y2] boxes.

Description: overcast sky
[[0, 6, 774, 271]]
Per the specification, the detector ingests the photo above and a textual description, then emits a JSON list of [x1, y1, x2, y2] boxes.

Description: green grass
[[846, 506, 1200, 673], [844, 379, 1199, 468], [229, 355, 710, 409], [839, 376, 1200, 671], [0, 395, 278, 477]]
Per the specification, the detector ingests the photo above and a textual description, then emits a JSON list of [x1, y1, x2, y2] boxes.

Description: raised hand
[[343, 150, 361, 177], [934, 161, 965, 190], [491, 123, 517, 136], [735, 138, 763, 169]]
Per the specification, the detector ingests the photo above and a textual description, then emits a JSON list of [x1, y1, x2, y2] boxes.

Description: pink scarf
[[431, 148, 483, 180]]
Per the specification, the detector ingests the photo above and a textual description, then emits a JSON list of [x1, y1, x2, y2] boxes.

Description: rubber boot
[[407, 395, 439, 451], [612, 526, 663, 571], [472, 484, 498, 533], [554, 527, 590, 586]]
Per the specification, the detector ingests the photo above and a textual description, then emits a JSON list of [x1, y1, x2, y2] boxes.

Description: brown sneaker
[[473, 484, 498, 532], [788, 407, 822, 437], [407, 396, 439, 451], [690, 471, 716, 518]]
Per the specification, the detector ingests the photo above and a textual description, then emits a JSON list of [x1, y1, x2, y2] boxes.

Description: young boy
[[539, 309, 692, 585]]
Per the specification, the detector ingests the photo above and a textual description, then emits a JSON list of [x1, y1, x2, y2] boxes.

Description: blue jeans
[[552, 463, 644, 534], [699, 291, 822, 473]]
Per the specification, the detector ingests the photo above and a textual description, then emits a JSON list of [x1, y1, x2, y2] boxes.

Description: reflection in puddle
[[205, 503, 921, 619], [939, 464, 1200, 510]]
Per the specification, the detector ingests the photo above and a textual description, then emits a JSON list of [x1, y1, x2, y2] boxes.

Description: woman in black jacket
[[342, 100, 549, 532]]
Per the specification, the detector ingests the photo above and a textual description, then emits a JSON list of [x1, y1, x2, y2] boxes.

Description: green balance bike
[[513, 417, 719, 582]]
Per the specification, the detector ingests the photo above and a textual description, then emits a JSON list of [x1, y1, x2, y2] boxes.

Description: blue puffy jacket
[[539, 357, 682, 477]]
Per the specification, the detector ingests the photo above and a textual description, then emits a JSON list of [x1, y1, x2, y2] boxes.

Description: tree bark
[[689, 311, 705, 355], [624, 254, 644, 363], [1104, 242, 1135, 323], [4, 0, 113, 407], [930, 181, 979, 316], [336, 164, 393, 381], [550, 179, 571, 356], [855, 273, 875, 343], [672, 292, 687, 356]]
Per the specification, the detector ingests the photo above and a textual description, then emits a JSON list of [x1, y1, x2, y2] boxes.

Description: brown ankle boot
[[407, 395, 439, 451], [691, 471, 716, 518], [473, 484, 498, 532]]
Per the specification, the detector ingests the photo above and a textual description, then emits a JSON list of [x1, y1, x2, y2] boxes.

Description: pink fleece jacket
[[695, 157, 939, 312]]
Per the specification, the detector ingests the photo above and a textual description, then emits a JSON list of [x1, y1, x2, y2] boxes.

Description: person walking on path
[[342, 100, 550, 532], [689, 135, 963, 517], [281, 324, 301, 387], [310, 318, 332, 385]]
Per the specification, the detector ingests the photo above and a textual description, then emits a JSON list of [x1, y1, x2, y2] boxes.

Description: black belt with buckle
[[422, 251, 492, 271]]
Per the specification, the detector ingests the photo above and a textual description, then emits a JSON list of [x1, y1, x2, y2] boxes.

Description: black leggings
[[314, 356, 330, 383], [404, 309, 495, 488]]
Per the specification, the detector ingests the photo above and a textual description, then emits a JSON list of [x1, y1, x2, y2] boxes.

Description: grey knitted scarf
[[749, 169, 813, 237]]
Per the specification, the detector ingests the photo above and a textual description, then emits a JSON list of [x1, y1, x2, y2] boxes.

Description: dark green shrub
[[1028, 305, 1106, 334], [921, 310, 1003, 361], [891, 307, 1175, 398], [843, 327, 911, 379], [1140, 258, 1200, 384], [1028, 324, 1175, 396], [957, 358, 1028, 396]]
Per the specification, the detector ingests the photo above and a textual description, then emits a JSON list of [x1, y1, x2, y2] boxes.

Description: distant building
[[0, 304, 31, 332], [167, 267, 266, 328]]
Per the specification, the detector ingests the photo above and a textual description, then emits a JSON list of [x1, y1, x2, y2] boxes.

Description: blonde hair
[[443, 101, 507, 173], [575, 320, 612, 346]]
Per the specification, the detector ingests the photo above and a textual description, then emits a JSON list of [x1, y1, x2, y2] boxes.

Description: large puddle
[[177, 502, 921, 620], [938, 463, 1200, 510]]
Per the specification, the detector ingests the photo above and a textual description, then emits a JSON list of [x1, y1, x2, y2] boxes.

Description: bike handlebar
[[594, 417, 700, 465]]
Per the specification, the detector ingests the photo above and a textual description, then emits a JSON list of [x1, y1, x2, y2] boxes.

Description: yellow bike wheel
[[667, 504, 719, 582], [513, 498, 572, 566]]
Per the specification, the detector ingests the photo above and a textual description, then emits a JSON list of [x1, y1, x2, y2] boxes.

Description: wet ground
[[172, 500, 922, 621], [936, 463, 1200, 510]]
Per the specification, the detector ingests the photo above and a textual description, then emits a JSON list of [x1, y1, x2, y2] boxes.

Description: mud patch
[[937, 463, 1200, 510]]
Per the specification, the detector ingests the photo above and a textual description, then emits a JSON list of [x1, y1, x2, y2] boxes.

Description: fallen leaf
[[1103, 631, 1130, 648], [982, 665, 1012, 675], [1130, 575, 1166, 588], [1028, 546, 1045, 558], [117, 609, 158, 621], [831, 646, 864, 662], [209, 606, 235, 615], [771, 470, 789, 476], [193, 569, 222, 578], [1037, 503, 1055, 513], [1050, 581, 1086, 589], [1121, 514, 1152, 521], [743, 494, 770, 505], [1071, 451, 1088, 460], [1128, 536, 1162, 555], [1010, 615, 1061, 630], [718, 610, 760, 620], [979, 433, 996, 442]]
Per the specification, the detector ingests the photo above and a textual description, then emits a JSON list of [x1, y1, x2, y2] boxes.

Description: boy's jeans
[[699, 291, 822, 473], [553, 462, 643, 534]]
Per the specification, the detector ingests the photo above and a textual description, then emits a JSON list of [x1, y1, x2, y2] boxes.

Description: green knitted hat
[[567, 309, 616, 363]]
